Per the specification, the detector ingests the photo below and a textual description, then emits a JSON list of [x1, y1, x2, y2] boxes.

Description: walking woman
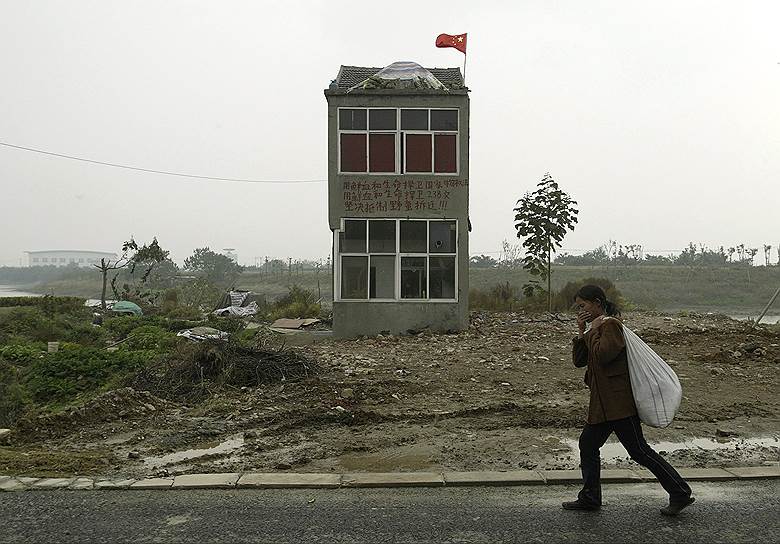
[[563, 284, 694, 515]]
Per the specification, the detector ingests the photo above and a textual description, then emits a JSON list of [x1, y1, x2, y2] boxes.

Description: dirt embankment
[[1, 312, 778, 477]]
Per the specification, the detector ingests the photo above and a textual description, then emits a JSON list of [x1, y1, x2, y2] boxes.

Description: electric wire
[[0, 141, 325, 184]]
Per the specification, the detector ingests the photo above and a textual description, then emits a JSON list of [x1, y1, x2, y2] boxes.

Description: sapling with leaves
[[94, 237, 168, 310], [513, 173, 579, 312]]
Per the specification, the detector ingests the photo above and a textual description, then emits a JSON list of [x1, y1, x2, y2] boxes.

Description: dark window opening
[[434, 134, 457, 173], [369, 109, 397, 130], [340, 134, 366, 172], [339, 109, 367, 130], [405, 134, 432, 173], [369, 134, 395, 172], [401, 109, 428, 130], [430, 109, 458, 130]]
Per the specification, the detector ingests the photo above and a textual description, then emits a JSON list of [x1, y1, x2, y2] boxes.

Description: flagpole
[[463, 52, 467, 84]]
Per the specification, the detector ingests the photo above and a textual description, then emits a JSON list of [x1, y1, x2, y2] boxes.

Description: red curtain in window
[[434, 134, 457, 173], [340, 134, 367, 172], [369, 134, 395, 172], [405, 134, 432, 173]]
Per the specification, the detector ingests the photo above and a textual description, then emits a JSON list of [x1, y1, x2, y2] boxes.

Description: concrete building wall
[[27, 251, 117, 267], [325, 89, 470, 338]]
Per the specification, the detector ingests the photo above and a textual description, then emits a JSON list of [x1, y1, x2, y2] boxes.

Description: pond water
[[562, 435, 780, 463], [0, 285, 41, 297]]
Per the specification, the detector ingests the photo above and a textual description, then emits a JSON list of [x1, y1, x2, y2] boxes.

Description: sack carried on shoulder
[[622, 325, 682, 428]]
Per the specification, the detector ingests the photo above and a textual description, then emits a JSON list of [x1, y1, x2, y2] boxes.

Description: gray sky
[[1, 0, 778, 266]]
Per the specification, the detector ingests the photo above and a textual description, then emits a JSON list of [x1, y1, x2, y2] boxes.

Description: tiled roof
[[334, 65, 465, 90]]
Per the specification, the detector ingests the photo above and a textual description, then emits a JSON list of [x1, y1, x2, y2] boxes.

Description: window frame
[[337, 107, 459, 176], [335, 217, 458, 303]]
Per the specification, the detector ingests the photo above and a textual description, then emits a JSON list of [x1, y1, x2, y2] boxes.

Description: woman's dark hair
[[574, 284, 621, 316]]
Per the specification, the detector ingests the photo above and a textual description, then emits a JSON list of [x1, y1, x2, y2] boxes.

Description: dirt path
[[2, 312, 778, 478]]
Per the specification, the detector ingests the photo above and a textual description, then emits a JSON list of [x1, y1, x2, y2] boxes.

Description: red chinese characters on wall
[[342, 178, 467, 214]]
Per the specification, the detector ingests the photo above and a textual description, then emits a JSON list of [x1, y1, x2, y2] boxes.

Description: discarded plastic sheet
[[177, 327, 230, 342], [270, 318, 321, 330], [213, 301, 259, 317]]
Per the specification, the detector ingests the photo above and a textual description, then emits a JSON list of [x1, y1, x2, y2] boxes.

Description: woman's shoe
[[660, 496, 695, 516], [562, 499, 600, 511]]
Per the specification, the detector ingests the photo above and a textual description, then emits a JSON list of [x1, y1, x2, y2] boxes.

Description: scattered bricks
[[32, 478, 76, 489], [129, 478, 174, 490], [599, 469, 643, 483], [442, 470, 545, 486], [95, 479, 136, 490], [539, 470, 581, 484], [69, 478, 94, 490], [172, 473, 240, 489], [725, 466, 780, 479], [237, 473, 341, 489], [677, 468, 736, 481], [341, 472, 445, 488]]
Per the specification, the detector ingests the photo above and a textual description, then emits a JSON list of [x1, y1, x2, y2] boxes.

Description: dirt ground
[[1, 312, 778, 478]]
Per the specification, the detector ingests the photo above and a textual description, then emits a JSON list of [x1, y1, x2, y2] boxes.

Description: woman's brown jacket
[[572, 317, 637, 424]]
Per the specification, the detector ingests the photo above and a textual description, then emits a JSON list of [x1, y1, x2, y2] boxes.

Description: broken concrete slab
[[0, 478, 29, 492], [95, 479, 136, 490], [237, 473, 341, 489], [32, 478, 76, 489], [539, 470, 581, 484], [129, 478, 174, 490], [600, 469, 643, 483], [725, 466, 780, 479], [341, 472, 445, 488], [442, 470, 545, 486], [678, 468, 737, 481], [70, 478, 94, 490], [172, 473, 240, 489]]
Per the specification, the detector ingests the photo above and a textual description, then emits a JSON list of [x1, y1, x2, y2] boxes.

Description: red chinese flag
[[436, 33, 467, 54]]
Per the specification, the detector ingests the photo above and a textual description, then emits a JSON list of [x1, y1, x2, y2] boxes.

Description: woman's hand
[[590, 315, 608, 331], [576, 310, 590, 336]]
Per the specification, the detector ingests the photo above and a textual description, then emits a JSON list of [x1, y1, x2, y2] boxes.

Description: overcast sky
[[1, 1, 778, 266]]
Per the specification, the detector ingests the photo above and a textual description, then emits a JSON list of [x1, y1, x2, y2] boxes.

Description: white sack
[[623, 325, 682, 428]]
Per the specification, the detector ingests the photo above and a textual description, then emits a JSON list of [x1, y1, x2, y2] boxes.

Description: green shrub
[[123, 325, 176, 352], [0, 343, 43, 364], [0, 361, 31, 426], [552, 277, 628, 313], [267, 285, 322, 319], [23, 346, 155, 403], [469, 282, 521, 311], [0, 295, 84, 311]]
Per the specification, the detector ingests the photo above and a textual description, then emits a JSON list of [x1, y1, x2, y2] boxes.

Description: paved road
[[1, 481, 778, 543]]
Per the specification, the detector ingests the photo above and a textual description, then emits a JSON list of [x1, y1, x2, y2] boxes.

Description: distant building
[[26, 250, 118, 267], [324, 61, 470, 337]]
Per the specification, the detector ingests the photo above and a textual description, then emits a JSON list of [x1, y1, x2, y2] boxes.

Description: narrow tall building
[[324, 61, 470, 337]]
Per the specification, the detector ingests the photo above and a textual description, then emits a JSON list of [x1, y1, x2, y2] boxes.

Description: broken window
[[341, 256, 368, 299], [401, 257, 427, 299], [339, 219, 366, 253], [369, 220, 396, 253], [429, 256, 456, 299], [400, 221, 427, 253], [338, 219, 458, 301], [369, 255, 395, 298], [429, 221, 456, 253]]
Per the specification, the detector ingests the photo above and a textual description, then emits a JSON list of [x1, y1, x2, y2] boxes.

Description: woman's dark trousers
[[577, 415, 691, 506]]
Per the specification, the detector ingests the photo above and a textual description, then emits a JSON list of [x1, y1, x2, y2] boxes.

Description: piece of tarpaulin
[[176, 327, 230, 342], [270, 318, 320, 330], [213, 301, 259, 317]]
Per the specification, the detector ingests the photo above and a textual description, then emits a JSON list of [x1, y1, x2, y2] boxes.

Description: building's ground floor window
[[337, 218, 457, 301]]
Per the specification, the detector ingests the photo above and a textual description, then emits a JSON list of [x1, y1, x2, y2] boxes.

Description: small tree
[[184, 247, 244, 287], [94, 237, 168, 310], [513, 173, 579, 311]]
